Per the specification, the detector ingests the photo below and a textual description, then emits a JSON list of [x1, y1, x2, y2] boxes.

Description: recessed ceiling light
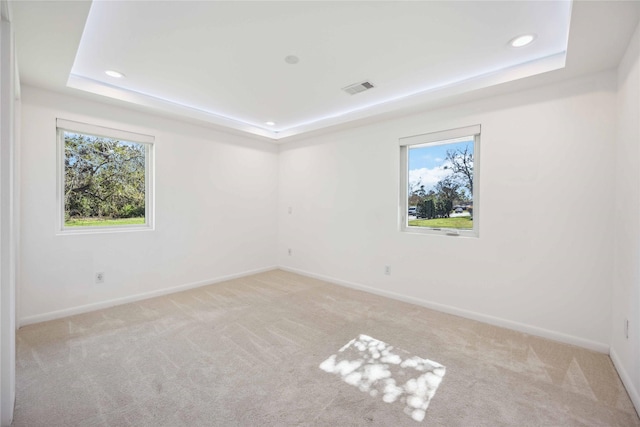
[[105, 69, 125, 78], [284, 55, 299, 65], [510, 34, 536, 48], [265, 121, 276, 126]]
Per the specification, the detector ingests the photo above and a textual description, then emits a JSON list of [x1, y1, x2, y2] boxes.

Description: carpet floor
[[12, 270, 640, 426]]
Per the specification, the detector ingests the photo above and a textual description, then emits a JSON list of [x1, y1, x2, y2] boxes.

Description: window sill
[[401, 226, 478, 238], [57, 224, 154, 236]]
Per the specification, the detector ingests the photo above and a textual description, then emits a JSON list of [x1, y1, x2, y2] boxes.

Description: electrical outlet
[[95, 272, 105, 284], [384, 265, 391, 275], [625, 318, 629, 339], [288, 248, 292, 256]]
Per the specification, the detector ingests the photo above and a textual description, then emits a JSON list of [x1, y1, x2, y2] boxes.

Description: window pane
[[63, 131, 147, 227], [407, 138, 474, 230]]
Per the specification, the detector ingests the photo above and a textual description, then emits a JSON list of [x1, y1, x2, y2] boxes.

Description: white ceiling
[[9, 1, 640, 142]]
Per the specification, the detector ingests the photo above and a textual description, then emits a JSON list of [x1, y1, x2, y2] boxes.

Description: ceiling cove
[[66, 1, 572, 140]]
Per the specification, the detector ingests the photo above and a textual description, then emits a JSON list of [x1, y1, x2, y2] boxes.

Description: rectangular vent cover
[[342, 81, 375, 95]]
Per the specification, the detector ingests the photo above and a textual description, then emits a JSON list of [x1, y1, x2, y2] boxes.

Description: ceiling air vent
[[342, 81, 375, 95]]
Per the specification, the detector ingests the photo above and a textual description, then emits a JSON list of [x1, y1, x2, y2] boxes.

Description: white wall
[[278, 71, 617, 352], [0, 2, 17, 424], [19, 87, 278, 324], [612, 21, 640, 411]]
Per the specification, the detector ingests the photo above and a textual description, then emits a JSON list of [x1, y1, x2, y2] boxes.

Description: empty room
[[1, 0, 640, 425]]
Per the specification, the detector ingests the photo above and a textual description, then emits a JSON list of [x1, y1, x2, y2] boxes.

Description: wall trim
[[610, 348, 640, 417], [18, 263, 612, 354], [18, 265, 278, 327], [280, 266, 610, 354]]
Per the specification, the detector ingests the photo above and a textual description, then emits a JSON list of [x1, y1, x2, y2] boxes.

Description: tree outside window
[[57, 120, 154, 231], [408, 140, 474, 229], [400, 125, 479, 236]]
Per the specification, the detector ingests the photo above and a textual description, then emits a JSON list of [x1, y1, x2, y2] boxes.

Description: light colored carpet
[[12, 270, 640, 426]]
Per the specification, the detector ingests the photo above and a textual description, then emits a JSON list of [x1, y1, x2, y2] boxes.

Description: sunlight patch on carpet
[[319, 334, 445, 422]]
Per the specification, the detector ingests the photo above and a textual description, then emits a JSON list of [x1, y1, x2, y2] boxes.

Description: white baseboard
[[610, 348, 640, 416], [18, 263, 611, 355], [18, 265, 278, 327], [279, 266, 610, 354]]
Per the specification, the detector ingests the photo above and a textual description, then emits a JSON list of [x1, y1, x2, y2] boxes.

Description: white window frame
[[56, 118, 155, 234], [400, 124, 480, 237]]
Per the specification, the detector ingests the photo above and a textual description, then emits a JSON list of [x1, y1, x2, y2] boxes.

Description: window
[[56, 119, 154, 232], [400, 125, 479, 237]]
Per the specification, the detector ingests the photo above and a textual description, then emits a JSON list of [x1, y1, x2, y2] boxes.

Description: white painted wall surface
[[0, 4, 17, 424], [278, 71, 617, 351], [612, 21, 640, 412], [19, 87, 278, 324]]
